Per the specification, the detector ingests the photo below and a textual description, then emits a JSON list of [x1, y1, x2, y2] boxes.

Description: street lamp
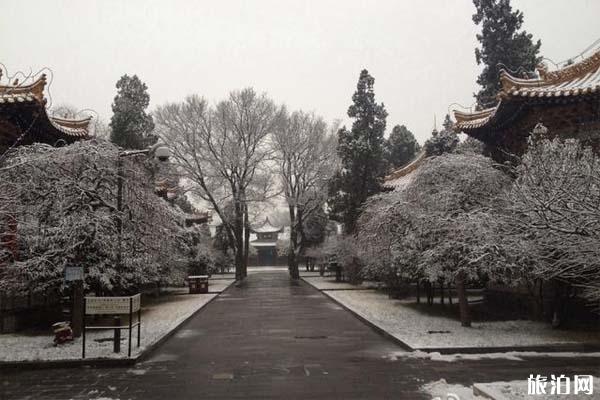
[[116, 144, 170, 271]]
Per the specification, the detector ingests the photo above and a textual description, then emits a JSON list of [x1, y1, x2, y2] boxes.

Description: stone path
[[2, 270, 599, 399]]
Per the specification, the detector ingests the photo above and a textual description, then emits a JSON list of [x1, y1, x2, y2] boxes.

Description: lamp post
[[116, 144, 170, 273]]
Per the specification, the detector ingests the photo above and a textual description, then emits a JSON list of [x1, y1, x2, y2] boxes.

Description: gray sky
[[1, 0, 599, 144]]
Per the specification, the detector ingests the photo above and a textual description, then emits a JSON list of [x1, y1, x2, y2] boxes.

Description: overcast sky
[[1, 0, 599, 144]]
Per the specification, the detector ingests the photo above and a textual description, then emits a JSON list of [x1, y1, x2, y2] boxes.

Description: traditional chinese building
[[454, 50, 600, 161], [250, 217, 282, 266], [0, 73, 91, 156]]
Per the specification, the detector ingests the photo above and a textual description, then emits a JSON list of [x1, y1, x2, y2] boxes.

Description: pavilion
[[250, 217, 283, 266], [453, 49, 600, 161]]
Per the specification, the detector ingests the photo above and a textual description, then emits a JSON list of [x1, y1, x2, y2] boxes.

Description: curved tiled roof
[[454, 49, 600, 132], [0, 74, 91, 140], [383, 151, 426, 190], [49, 115, 92, 138], [252, 217, 282, 233]]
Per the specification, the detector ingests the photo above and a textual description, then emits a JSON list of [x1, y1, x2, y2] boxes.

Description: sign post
[[82, 294, 141, 359], [64, 266, 84, 337]]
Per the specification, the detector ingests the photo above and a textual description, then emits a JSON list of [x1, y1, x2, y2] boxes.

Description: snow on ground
[[302, 275, 382, 290], [387, 350, 600, 362], [474, 378, 600, 399], [247, 266, 287, 272], [208, 278, 235, 293], [325, 290, 600, 350], [421, 379, 485, 400], [0, 280, 233, 362]]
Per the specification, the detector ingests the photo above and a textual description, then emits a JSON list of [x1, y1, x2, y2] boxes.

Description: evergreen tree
[[442, 114, 454, 132], [472, 0, 542, 108], [424, 115, 459, 156], [110, 75, 156, 149], [328, 69, 387, 234], [385, 125, 420, 169]]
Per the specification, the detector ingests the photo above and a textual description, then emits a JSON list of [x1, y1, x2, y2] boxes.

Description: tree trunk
[[243, 202, 249, 278], [288, 205, 299, 280], [440, 281, 445, 305], [416, 281, 420, 304], [233, 196, 244, 283], [456, 272, 471, 327]]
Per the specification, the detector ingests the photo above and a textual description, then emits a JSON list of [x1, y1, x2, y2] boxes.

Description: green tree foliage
[[110, 74, 156, 149], [472, 0, 542, 108], [424, 115, 459, 157], [301, 206, 329, 249], [442, 114, 454, 131], [385, 125, 420, 169], [328, 69, 388, 233]]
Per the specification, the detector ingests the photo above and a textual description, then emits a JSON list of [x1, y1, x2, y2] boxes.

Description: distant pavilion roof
[[0, 73, 91, 154], [251, 217, 282, 234], [454, 50, 600, 133]]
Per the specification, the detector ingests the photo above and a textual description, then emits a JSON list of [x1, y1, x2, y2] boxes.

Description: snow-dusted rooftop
[[454, 49, 600, 132], [383, 151, 425, 191], [251, 217, 282, 234]]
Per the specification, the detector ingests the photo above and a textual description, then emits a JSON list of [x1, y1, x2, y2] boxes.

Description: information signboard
[[82, 293, 141, 358], [64, 266, 84, 282], [85, 294, 140, 315]]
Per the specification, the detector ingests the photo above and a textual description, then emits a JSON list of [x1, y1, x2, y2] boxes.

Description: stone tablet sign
[[64, 266, 84, 282], [85, 294, 140, 315]]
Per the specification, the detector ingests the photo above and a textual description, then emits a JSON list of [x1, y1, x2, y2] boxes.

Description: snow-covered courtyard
[[323, 289, 600, 350], [0, 279, 233, 363]]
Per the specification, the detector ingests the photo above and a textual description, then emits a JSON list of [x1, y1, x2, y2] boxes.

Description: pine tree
[[385, 125, 420, 169], [424, 114, 459, 156], [442, 114, 454, 132], [472, 0, 542, 108], [110, 75, 156, 149], [328, 69, 387, 234]]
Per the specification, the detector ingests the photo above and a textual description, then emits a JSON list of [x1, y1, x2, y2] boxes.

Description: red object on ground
[[52, 322, 74, 345]]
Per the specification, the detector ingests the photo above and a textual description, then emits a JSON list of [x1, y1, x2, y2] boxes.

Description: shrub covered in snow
[[357, 152, 512, 325], [499, 137, 600, 305], [0, 140, 204, 295]]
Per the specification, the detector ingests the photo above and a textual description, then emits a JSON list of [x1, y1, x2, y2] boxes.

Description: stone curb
[[300, 276, 413, 351], [301, 277, 600, 355], [0, 280, 235, 370]]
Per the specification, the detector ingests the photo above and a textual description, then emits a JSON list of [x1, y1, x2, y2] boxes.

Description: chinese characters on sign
[[85, 294, 141, 315], [528, 374, 594, 395]]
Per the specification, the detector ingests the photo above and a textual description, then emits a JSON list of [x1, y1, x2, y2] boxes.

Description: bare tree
[[272, 110, 336, 280], [155, 89, 282, 281]]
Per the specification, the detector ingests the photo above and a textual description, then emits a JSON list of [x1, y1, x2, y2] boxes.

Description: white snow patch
[[421, 379, 485, 400], [127, 368, 147, 375], [302, 275, 381, 290], [388, 350, 600, 362], [0, 286, 230, 362], [475, 378, 600, 400], [326, 290, 600, 349]]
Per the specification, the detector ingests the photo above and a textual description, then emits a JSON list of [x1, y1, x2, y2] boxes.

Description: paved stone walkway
[[2, 270, 599, 399]]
